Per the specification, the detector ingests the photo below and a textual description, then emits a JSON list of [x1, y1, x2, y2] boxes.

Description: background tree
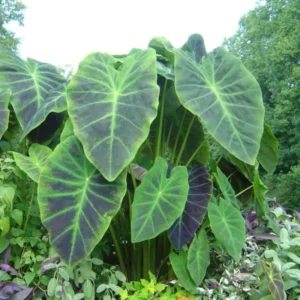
[[223, 0, 300, 209], [0, 0, 26, 51]]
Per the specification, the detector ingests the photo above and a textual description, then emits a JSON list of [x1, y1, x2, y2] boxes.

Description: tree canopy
[[224, 0, 300, 173], [223, 0, 300, 209], [0, 0, 26, 51]]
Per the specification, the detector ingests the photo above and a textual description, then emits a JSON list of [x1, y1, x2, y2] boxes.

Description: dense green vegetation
[[223, 0, 300, 210], [0, 0, 26, 51], [0, 0, 299, 299]]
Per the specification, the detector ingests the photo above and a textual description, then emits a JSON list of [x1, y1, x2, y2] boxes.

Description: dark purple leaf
[[260, 261, 286, 300], [209, 281, 218, 289], [246, 218, 253, 232], [246, 211, 257, 223], [0, 283, 26, 300], [10, 288, 33, 300], [251, 233, 279, 240], [40, 256, 60, 274], [2, 245, 10, 265], [293, 210, 300, 220], [0, 264, 20, 277], [168, 165, 212, 249]]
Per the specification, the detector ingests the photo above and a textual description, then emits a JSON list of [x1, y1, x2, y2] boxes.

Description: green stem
[[127, 190, 133, 221], [235, 185, 254, 197], [109, 224, 127, 278], [143, 241, 150, 279], [156, 80, 168, 158], [23, 182, 36, 232], [165, 120, 174, 152], [175, 115, 196, 165], [171, 109, 187, 163], [185, 140, 205, 167], [129, 164, 137, 190]]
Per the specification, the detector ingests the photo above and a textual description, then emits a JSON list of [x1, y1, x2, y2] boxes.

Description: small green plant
[[117, 271, 195, 300], [252, 208, 300, 300], [42, 256, 127, 300]]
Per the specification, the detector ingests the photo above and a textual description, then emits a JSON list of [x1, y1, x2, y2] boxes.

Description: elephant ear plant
[[0, 33, 279, 292]]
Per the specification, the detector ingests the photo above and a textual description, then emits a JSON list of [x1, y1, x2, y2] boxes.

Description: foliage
[[223, 0, 300, 209], [117, 271, 195, 300], [264, 165, 300, 210], [0, 32, 279, 292], [251, 208, 300, 300], [0, 0, 26, 51]]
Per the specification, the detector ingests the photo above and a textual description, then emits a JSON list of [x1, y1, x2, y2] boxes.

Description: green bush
[[265, 165, 300, 211]]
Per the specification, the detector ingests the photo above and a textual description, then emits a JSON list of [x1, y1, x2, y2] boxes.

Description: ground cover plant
[[0, 33, 282, 297]]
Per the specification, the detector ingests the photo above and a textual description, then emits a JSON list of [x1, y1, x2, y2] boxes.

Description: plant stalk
[[156, 80, 168, 158], [171, 109, 187, 163], [109, 224, 127, 278], [175, 115, 196, 165], [235, 185, 254, 197], [23, 182, 36, 232], [185, 139, 206, 167]]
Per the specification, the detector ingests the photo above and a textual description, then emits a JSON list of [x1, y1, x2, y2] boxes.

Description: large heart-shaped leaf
[[166, 107, 209, 166], [131, 157, 189, 243], [67, 49, 159, 182], [0, 46, 66, 139], [181, 33, 207, 63], [0, 89, 11, 139], [20, 84, 67, 140], [12, 144, 52, 182], [175, 47, 264, 165], [169, 165, 212, 249], [258, 123, 279, 174], [38, 136, 127, 265], [208, 198, 245, 262], [169, 250, 197, 294], [187, 229, 210, 285], [148, 37, 174, 64], [260, 261, 286, 300]]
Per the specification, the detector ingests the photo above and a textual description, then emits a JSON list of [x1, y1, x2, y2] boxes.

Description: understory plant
[[0, 33, 280, 292]]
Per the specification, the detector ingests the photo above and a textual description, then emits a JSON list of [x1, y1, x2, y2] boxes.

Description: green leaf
[[260, 261, 286, 300], [60, 118, 74, 142], [254, 167, 268, 214], [187, 230, 210, 285], [181, 33, 207, 63], [115, 271, 126, 282], [96, 284, 107, 293], [131, 157, 189, 243], [67, 49, 159, 181], [0, 236, 9, 254], [208, 198, 245, 262], [13, 144, 52, 182], [166, 107, 209, 165], [47, 278, 57, 297], [83, 280, 93, 298], [174, 47, 264, 165], [214, 167, 238, 208], [169, 250, 197, 294], [0, 89, 11, 139], [148, 37, 174, 63], [58, 268, 69, 281], [164, 84, 181, 116], [11, 209, 23, 227], [0, 46, 66, 139], [38, 136, 127, 265], [258, 123, 279, 174], [24, 272, 35, 285]]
